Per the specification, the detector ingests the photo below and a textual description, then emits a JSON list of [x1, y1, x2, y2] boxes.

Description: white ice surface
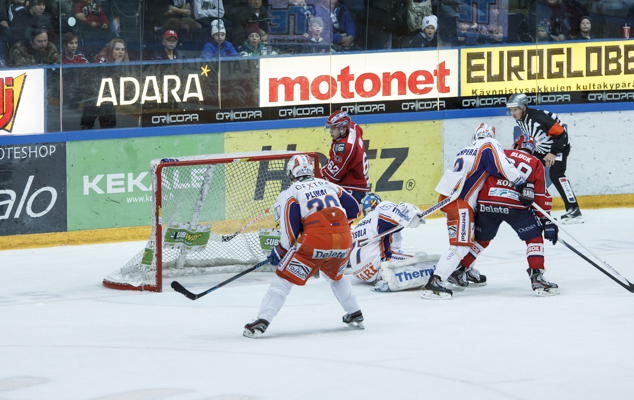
[[1, 208, 634, 400]]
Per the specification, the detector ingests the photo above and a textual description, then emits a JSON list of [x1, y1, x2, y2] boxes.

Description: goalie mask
[[472, 123, 496, 144], [361, 192, 381, 216], [513, 133, 536, 154], [287, 154, 314, 180]]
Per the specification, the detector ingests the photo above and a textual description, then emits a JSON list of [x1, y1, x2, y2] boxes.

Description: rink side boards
[[2, 194, 633, 251]]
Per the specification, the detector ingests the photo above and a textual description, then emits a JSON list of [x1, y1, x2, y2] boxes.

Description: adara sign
[[0, 68, 44, 135], [259, 51, 459, 107]]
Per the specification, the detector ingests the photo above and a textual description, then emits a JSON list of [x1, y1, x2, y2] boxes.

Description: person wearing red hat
[[237, 21, 266, 56], [321, 110, 370, 203], [152, 29, 182, 60]]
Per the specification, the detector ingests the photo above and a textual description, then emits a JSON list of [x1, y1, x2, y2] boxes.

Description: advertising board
[[260, 51, 459, 107], [0, 142, 66, 235], [66, 134, 224, 231], [461, 41, 634, 97], [0, 68, 45, 135], [224, 120, 443, 206]]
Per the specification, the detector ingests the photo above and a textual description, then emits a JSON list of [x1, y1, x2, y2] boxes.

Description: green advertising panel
[[66, 134, 224, 231]]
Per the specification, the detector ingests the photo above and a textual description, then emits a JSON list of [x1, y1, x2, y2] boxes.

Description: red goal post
[[103, 151, 321, 292]]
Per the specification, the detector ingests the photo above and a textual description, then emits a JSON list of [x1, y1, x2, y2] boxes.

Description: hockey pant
[[432, 196, 475, 281], [276, 208, 352, 286], [461, 207, 546, 270], [545, 146, 579, 210]]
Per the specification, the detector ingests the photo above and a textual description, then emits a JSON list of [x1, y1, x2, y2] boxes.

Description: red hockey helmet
[[513, 133, 536, 154], [325, 110, 351, 130]]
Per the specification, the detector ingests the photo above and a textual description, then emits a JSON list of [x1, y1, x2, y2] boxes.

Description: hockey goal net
[[103, 151, 320, 292]]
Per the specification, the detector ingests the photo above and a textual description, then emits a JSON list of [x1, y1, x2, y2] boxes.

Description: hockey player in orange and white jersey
[[456, 133, 560, 296], [421, 123, 531, 300], [320, 110, 370, 203], [244, 154, 363, 338], [349, 193, 438, 292]]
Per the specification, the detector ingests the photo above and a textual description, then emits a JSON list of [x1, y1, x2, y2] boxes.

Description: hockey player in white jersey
[[244, 154, 363, 338], [421, 123, 531, 300], [350, 193, 439, 292]]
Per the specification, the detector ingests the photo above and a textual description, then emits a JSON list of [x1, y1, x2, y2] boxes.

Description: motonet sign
[[260, 51, 458, 106], [461, 41, 634, 96]]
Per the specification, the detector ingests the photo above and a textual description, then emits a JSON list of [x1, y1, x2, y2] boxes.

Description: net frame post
[[104, 151, 320, 293]]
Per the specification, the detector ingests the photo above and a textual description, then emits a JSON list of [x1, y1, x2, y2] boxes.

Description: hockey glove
[[408, 212, 426, 228], [517, 181, 535, 207], [269, 247, 282, 266], [541, 218, 558, 245]]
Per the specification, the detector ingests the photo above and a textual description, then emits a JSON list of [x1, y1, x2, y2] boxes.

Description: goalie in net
[[103, 151, 320, 292]]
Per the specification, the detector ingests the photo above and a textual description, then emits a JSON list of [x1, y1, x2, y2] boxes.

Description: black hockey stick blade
[[171, 281, 198, 300], [560, 238, 634, 293], [171, 257, 274, 300]]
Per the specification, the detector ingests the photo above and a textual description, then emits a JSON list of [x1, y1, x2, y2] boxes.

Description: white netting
[[104, 151, 305, 291]]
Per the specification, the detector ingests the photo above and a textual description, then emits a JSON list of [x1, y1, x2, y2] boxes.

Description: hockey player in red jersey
[[421, 123, 529, 300], [244, 154, 364, 338], [320, 110, 370, 203], [456, 133, 560, 296]]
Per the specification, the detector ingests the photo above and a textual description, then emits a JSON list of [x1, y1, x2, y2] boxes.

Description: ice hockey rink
[[1, 208, 633, 400]]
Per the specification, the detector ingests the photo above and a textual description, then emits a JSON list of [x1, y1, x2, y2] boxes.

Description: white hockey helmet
[[472, 123, 496, 143], [287, 154, 314, 179]]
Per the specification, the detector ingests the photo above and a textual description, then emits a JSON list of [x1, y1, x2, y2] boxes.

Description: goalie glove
[[393, 203, 424, 228], [540, 217, 558, 245], [410, 212, 426, 228], [516, 181, 535, 207]]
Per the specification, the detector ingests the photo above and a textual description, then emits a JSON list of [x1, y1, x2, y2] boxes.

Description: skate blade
[[420, 290, 452, 300], [243, 329, 264, 338], [533, 287, 560, 296], [561, 217, 584, 225], [468, 282, 487, 287], [448, 283, 467, 291], [346, 321, 365, 330]]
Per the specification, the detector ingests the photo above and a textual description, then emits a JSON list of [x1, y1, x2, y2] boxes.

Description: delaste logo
[[312, 249, 350, 259], [0, 74, 26, 133]]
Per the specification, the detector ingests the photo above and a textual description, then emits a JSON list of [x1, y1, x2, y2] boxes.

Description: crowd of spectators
[[0, 0, 633, 68]]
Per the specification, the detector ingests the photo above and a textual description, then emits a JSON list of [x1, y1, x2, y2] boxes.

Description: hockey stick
[[381, 254, 441, 269], [359, 174, 468, 248], [209, 206, 273, 243], [171, 257, 274, 300], [532, 203, 634, 293]]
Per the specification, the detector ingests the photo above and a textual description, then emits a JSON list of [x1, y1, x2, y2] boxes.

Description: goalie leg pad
[[380, 252, 440, 291]]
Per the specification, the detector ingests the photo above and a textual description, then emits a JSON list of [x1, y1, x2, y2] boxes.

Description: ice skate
[[447, 266, 468, 291], [243, 318, 270, 338], [420, 275, 453, 299], [560, 207, 583, 225], [527, 268, 559, 296], [342, 310, 365, 329], [466, 267, 487, 287]]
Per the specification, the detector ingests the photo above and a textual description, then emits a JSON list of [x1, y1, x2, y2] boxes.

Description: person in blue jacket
[[200, 19, 239, 58], [329, 0, 356, 51]]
